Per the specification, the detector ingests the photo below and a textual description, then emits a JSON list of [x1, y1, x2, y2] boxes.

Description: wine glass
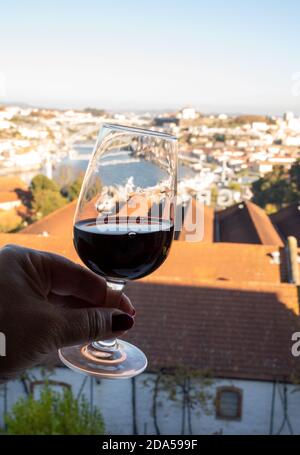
[[58, 123, 177, 379]]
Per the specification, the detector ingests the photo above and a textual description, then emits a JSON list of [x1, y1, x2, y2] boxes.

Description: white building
[[2, 369, 300, 435], [256, 162, 274, 174], [0, 239, 299, 435], [284, 136, 300, 146], [180, 107, 198, 120], [284, 111, 294, 122], [287, 118, 300, 132], [0, 120, 11, 130], [252, 122, 269, 132], [0, 192, 21, 211]]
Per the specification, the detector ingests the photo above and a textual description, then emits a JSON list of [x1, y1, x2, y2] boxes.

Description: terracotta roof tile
[[143, 241, 285, 285], [176, 198, 214, 242], [0, 234, 287, 285], [271, 201, 300, 244], [0, 233, 298, 381], [246, 201, 284, 246], [0, 191, 19, 203], [22, 196, 289, 251], [124, 281, 300, 381], [22, 200, 77, 236], [216, 201, 283, 246], [0, 176, 27, 192]]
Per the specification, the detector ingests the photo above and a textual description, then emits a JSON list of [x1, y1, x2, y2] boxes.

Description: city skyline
[[1, 0, 300, 114]]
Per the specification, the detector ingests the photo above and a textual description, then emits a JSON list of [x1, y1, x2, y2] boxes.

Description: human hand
[[0, 244, 134, 381]]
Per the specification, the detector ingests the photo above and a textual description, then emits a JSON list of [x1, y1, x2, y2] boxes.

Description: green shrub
[[61, 174, 84, 201], [31, 188, 67, 218], [29, 174, 68, 218], [3, 386, 105, 435]]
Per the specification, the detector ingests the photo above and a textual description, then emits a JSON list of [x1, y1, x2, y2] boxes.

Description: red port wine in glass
[[59, 124, 177, 379], [74, 217, 174, 281]]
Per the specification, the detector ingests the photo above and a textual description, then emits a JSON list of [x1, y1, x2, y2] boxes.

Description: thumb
[[56, 307, 134, 348]]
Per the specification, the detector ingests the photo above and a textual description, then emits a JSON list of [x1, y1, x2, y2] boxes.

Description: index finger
[[41, 251, 135, 314]]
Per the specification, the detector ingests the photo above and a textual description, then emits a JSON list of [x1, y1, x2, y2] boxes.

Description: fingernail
[[120, 294, 135, 316], [112, 313, 134, 332]]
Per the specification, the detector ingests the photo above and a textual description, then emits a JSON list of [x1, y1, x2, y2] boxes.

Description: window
[[215, 387, 242, 420]]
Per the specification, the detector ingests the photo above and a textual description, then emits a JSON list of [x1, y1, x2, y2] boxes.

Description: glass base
[[58, 339, 148, 379]]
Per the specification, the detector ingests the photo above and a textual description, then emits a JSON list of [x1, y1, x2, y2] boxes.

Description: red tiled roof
[[216, 201, 283, 246], [144, 242, 285, 285], [21, 197, 293, 250], [0, 233, 298, 381], [246, 201, 284, 246], [176, 198, 214, 242], [0, 191, 19, 203], [271, 202, 300, 244], [0, 234, 285, 285], [0, 176, 27, 192], [125, 281, 300, 381], [22, 200, 77, 236]]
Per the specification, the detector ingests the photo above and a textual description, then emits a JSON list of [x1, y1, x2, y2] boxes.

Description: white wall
[[0, 200, 21, 211], [1, 367, 300, 435]]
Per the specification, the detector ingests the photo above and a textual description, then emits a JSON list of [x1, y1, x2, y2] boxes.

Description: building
[[271, 202, 300, 245], [0, 193, 299, 433], [153, 117, 180, 127], [20, 197, 300, 247], [0, 177, 28, 230], [180, 107, 198, 120], [22, 199, 77, 236], [215, 201, 284, 246], [0, 191, 21, 211]]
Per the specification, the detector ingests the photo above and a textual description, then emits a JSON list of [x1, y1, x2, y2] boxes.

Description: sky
[[0, 0, 300, 114]]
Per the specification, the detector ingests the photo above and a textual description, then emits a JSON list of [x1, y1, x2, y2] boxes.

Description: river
[[5, 145, 197, 186]]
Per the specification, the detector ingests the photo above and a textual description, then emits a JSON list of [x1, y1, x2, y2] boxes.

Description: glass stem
[[91, 280, 125, 351]]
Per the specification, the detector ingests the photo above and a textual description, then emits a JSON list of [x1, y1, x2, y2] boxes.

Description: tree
[[3, 385, 105, 435], [84, 107, 107, 117], [30, 174, 60, 193], [251, 161, 300, 210], [228, 181, 242, 192], [0, 210, 23, 233], [31, 190, 67, 218], [290, 159, 300, 193], [234, 115, 275, 125], [210, 186, 219, 208], [144, 367, 213, 435], [30, 174, 67, 218], [61, 174, 84, 201], [213, 133, 226, 143]]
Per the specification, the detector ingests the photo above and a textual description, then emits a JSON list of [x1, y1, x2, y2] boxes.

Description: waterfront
[[2, 145, 197, 187]]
